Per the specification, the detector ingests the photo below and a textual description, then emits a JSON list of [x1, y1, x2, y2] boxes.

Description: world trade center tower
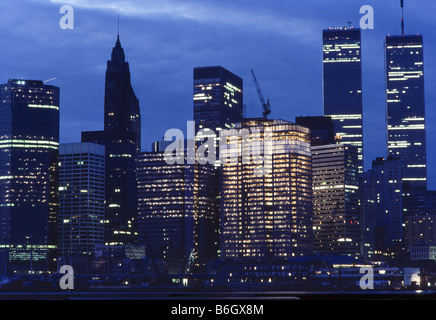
[[385, 34, 427, 192], [323, 27, 364, 173]]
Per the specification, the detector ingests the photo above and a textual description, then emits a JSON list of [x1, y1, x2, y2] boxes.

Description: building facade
[[0, 79, 59, 274], [220, 119, 313, 261], [359, 171, 375, 261], [323, 27, 364, 173], [371, 157, 403, 257], [312, 144, 360, 256], [405, 215, 436, 252], [137, 143, 218, 275], [58, 143, 105, 273]]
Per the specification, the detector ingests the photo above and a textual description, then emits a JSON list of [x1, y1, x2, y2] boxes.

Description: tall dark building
[[0, 79, 60, 274], [137, 142, 218, 274], [323, 27, 364, 173], [192, 66, 244, 266], [359, 171, 375, 260], [193, 66, 243, 159], [360, 157, 404, 260], [385, 34, 427, 192], [371, 157, 403, 256], [82, 35, 141, 246]]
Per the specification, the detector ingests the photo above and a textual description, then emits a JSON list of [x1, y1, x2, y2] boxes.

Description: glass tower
[[0, 79, 60, 274], [323, 28, 364, 173], [82, 35, 141, 246], [385, 34, 427, 191]]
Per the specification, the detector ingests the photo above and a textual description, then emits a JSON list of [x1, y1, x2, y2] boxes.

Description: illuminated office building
[[323, 28, 364, 173], [58, 143, 105, 273], [312, 144, 360, 256], [0, 79, 59, 274], [385, 34, 427, 195], [137, 143, 218, 274], [220, 119, 313, 261], [82, 35, 141, 246]]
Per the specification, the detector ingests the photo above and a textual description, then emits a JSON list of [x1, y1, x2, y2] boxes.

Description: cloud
[[43, 0, 319, 41]]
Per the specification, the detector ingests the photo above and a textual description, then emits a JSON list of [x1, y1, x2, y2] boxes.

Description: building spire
[[111, 14, 125, 63], [117, 13, 120, 41]]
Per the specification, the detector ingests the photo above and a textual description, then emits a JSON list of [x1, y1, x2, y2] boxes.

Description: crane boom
[[251, 69, 271, 119]]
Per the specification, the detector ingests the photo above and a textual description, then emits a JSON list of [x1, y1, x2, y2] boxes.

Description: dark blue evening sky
[[1, 0, 435, 188]]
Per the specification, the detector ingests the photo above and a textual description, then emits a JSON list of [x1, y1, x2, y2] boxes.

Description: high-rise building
[[323, 27, 364, 173], [385, 34, 427, 204], [312, 144, 360, 256], [385, 7, 427, 192], [58, 143, 105, 273], [0, 79, 60, 274], [137, 142, 218, 274], [295, 116, 336, 146], [192, 66, 244, 265], [82, 35, 141, 246], [371, 157, 403, 256], [220, 119, 313, 261], [194, 66, 243, 132], [193, 66, 243, 161]]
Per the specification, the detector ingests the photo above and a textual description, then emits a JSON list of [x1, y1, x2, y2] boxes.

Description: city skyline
[[2, 0, 436, 189], [3, 1, 436, 303]]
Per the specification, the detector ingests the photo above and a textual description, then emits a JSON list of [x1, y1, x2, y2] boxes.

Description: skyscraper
[[220, 119, 313, 260], [385, 34, 427, 191], [192, 66, 244, 265], [137, 142, 218, 274], [58, 142, 105, 273], [371, 157, 403, 256], [312, 144, 360, 256], [82, 35, 141, 246], [193, 66, 243, 160], [323, 27, 364, 173], [0, 79, 59, 274]]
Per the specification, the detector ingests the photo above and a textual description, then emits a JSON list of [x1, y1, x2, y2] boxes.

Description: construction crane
[[251, 69, 271, 119]]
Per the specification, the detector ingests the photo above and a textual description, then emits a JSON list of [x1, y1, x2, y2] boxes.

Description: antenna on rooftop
[[43, 77, 57, 83], [401, 0, 405, 36]]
